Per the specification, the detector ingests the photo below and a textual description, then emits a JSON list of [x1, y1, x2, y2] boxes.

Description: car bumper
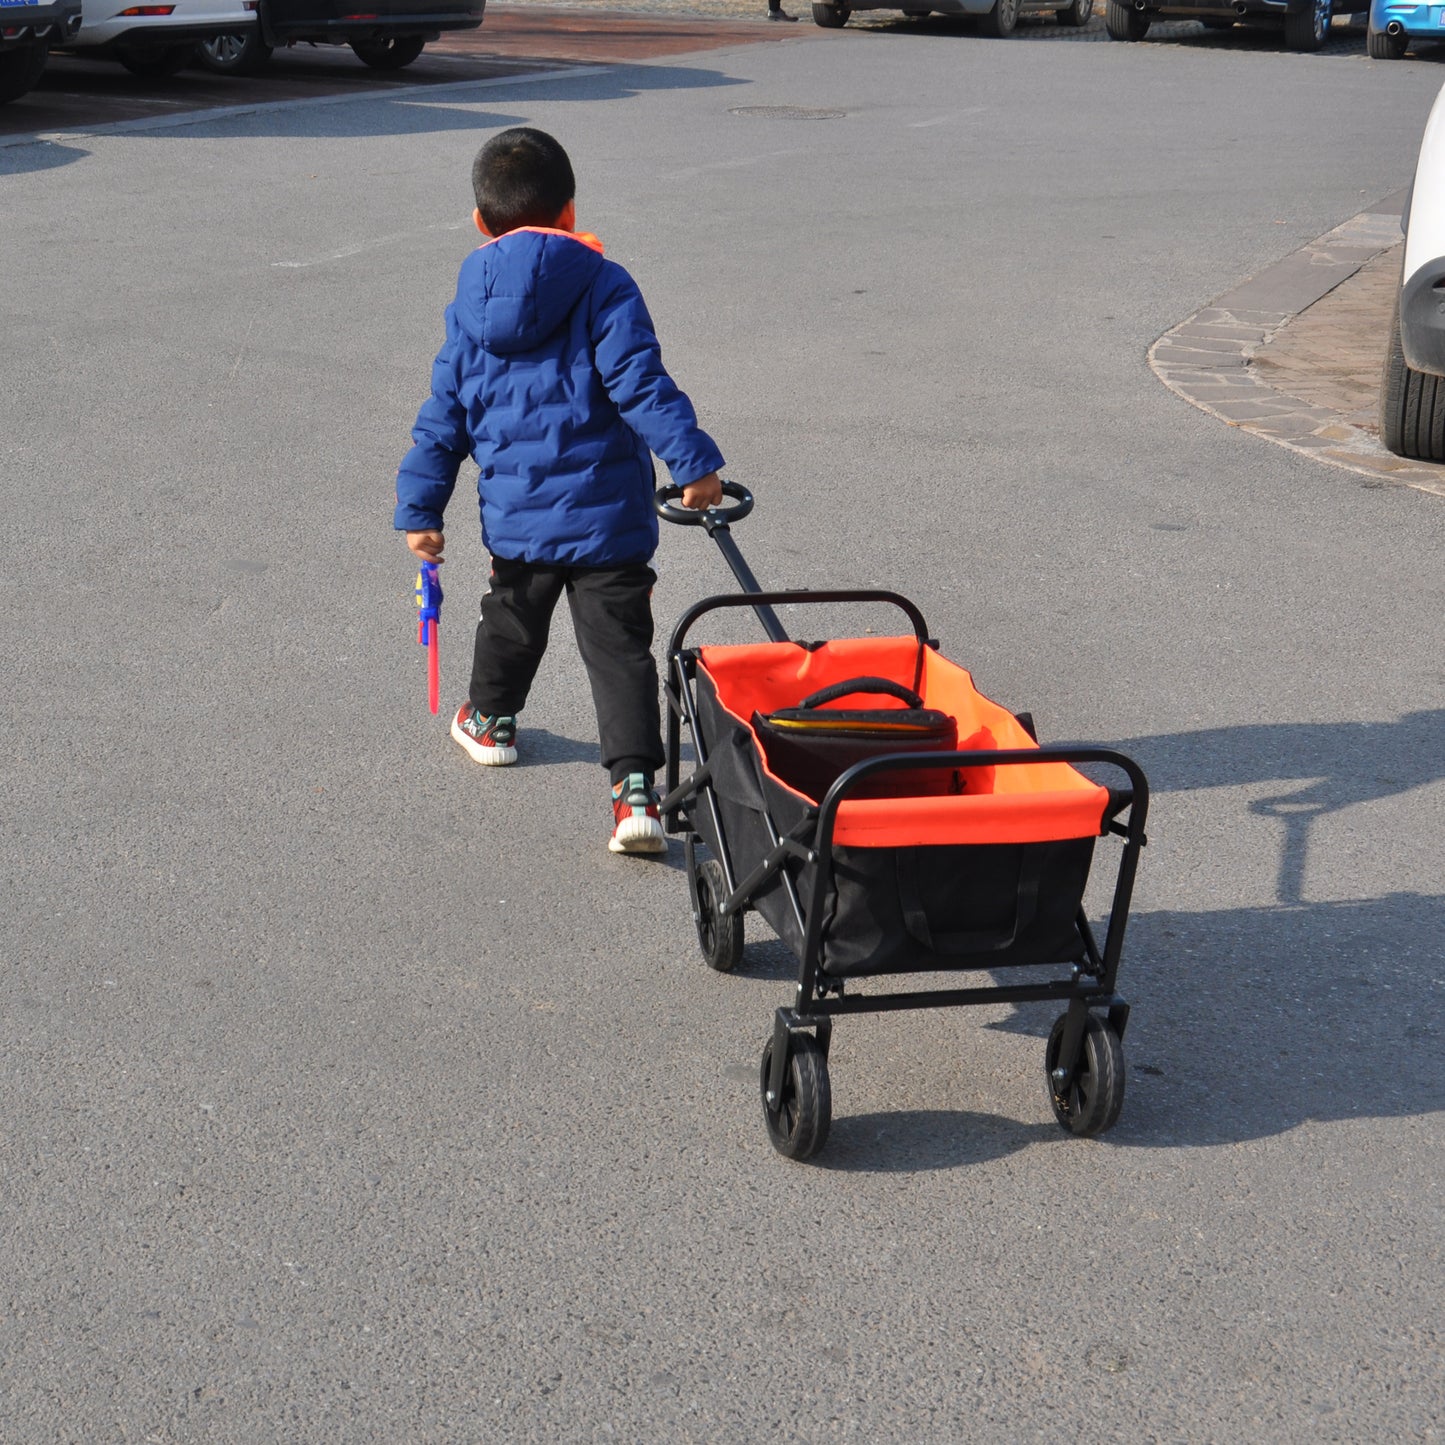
[[1147, 0, 1304, 13], [840, 0, 997, 12], [1371, 0, 1445, 32], [263, 0, 481, 35], [0, 0, 83, 42], [1400, 257, 1445, 375]]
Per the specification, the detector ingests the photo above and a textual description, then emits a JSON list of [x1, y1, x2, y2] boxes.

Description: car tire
[[195, 30, 274, 75], [980, 0, 1021, 36], [1381, 291, 1445, 461], [1056, 0, 1094, 24], [1105, 0, 1151, 36], [117, 43, 195, 77], [1283, 0, 1331, 48], [0, 40, 48, 104], [811, 3, 850, 24], [1366, 17, 1408, 53], [350, 35, 427, 68]]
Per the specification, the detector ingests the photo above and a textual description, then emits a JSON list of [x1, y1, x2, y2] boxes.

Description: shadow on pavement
[[129, 61, 746, 140], [0, 137, 90, 175], [818, 1109, 1056, 1173], [1106, 709, 1445, 905]]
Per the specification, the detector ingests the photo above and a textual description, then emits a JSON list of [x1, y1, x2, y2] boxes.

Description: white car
[[1382, 80, 1445, 461], [55, 0, 257, 76]]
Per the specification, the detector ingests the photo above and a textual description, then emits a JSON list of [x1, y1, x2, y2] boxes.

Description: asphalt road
[[3, 18, 1443, 1443]]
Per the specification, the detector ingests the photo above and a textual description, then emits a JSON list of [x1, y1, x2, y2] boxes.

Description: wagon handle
[[655, 479, 755, 528], [657, 481, 786, 640]]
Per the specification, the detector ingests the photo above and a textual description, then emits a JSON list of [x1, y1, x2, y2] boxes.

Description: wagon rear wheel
[[1044, 1013, 1125, 1137], [760, 1034, 831, 1160], [694, 858, 743, 972]]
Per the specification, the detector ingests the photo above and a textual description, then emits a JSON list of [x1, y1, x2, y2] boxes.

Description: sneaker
[[609, 772, 666, 854], [451, 705, 518, 766]]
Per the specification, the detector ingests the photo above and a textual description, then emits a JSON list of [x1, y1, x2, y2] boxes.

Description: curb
[[1148, 199, 1445, 500]]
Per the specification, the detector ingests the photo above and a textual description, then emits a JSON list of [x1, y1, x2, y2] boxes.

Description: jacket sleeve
[[393, 303, 472, 532], [590, 266, 725, 486]]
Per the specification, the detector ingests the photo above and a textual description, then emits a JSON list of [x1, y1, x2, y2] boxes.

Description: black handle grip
[[797, 677, 925, 711], [655, 479, 754, 527]]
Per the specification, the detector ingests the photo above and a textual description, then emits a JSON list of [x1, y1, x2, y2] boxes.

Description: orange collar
[[482, 227, 604, 255]]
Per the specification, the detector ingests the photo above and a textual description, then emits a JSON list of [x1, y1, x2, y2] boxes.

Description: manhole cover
[[727, 105, 847, 120]]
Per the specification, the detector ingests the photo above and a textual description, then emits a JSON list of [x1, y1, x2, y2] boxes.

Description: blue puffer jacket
[[393, 229, 725, 567]]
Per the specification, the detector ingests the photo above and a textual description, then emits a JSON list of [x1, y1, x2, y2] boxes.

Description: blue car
[[1367, 0, 1439, 55], [0, 0, 81, 102]]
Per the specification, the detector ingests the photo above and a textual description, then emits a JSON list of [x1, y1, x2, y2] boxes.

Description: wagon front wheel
[[1044, 1013, 1125, 1137], [694, 858, 743, 972], [760, 1034, 831, 1159]]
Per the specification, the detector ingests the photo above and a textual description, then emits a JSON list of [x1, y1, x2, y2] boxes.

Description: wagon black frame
[[654, 484, 1149, 1156]]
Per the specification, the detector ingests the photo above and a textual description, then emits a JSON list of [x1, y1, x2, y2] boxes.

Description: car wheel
[[1283, 0, 1331, 48], [1366, 17, 1408, 53], [811, 2, 850, 24], [980, 0, 1022, 36], [195, 30, 274, 75], [1056, 0, 1094, 24], [1381, 291, 1445, 461], [350, 35, 427, 69], [1104, 0, 1151, 36], [117, 43, 195, 77], [0, 40, 48, 104]]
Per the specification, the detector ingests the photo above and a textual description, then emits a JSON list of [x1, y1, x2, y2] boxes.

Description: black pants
[[469, 556, 663, 785]]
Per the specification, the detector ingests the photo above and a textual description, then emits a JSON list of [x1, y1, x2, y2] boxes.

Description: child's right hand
[[407, 530, 445, 564]]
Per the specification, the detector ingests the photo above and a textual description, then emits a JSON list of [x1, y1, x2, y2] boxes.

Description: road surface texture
[[2, 9, 1443, 1441]]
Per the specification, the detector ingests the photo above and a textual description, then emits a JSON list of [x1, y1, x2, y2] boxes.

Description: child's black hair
[[472, 128, 576, 237]]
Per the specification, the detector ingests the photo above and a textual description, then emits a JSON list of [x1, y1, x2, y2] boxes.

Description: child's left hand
[[407, 529, 445, 563], [681, 473, 723, 510]]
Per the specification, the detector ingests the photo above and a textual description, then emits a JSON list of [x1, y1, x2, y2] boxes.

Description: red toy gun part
[[414, 562, 443, 714]]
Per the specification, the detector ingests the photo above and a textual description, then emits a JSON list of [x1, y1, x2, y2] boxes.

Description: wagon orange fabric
[[696, 637, 1111, 848]]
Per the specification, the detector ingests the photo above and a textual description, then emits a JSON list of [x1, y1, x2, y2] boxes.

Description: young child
[[394, 127, 724, 855]]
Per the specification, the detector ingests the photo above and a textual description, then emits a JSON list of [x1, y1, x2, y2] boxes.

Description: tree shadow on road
[[127, 61, 749, 141]]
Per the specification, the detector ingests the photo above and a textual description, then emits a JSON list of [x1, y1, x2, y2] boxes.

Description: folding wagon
[[655, 484, 1150, 1161]]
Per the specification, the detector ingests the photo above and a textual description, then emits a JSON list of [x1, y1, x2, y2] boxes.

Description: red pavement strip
[[0, 8, 805, 141]]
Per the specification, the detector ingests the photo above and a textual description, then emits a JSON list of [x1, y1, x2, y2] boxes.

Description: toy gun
[[414, 561, 443, 714]]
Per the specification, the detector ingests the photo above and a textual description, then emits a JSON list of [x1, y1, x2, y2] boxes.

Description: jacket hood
[[453, 229, 607, 356]]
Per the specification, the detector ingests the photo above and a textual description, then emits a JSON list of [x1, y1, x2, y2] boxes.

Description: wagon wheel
[[694, 858, 743, 972], [1044, 1013, 1125, 1137], [760, 1034, 831, 1160]]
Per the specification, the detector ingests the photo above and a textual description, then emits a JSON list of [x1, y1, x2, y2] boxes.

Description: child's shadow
[[512, 728, 599, 767]]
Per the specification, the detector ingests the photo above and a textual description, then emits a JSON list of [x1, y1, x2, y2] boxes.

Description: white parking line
[[273, 219, 473, 269]]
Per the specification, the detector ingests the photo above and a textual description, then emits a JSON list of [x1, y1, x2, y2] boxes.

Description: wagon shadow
[[816, 1109, 1055, 1173], [986, 708, 1445, 1147]]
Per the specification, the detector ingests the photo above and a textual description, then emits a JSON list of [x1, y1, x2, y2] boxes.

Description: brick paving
[[1151, 213, 1445, 499]]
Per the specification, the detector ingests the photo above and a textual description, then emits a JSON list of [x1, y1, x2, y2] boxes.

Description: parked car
[[809, 0, 1095, 36], [193, 0, 483, 74], [0, 0, 81, 103], [1103, 0, 1349, 50], [1381, 82, 1445, 460], [53, 0, 258, 76], [1366, 0, 1438, 56]]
